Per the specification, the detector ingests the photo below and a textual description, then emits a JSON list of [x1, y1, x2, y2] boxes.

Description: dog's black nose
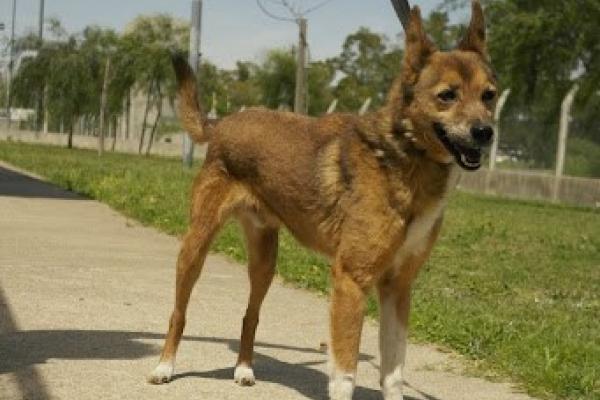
[[471, 124, 494, 146]]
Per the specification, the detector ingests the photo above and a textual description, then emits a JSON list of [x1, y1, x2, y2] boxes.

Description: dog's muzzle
[[434, 123, 488, 171]]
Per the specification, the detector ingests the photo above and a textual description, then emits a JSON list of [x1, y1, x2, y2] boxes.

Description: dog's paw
[[148, 362, 174, 385], [234, 364, 256, 386], [328, 372, 354, 400], [381, 367, 404, 400]]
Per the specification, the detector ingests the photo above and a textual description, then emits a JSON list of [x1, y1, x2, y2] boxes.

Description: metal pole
[[294, 18, 307, 114], [552, 84, 579, 202], [6, 0, 16, 127], [183, 0, 202, 168]]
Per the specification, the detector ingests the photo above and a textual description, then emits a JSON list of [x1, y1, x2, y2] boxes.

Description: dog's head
[[399, 1, 497, 171]]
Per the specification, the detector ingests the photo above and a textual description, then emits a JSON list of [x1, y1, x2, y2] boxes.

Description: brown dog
[[149, 2, 497, 399]]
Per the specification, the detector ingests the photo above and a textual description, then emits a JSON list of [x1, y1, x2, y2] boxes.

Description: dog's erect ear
[[402, 6, 437, 85], [458, 0, 488, 59]]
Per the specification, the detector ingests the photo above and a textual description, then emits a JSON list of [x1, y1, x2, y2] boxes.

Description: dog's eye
[[482, 89, 497, 102], [437, 89, 457, 102]]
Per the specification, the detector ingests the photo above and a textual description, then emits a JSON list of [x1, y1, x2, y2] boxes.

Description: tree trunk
[[67, 119, 74, 149], [125, 90, 131, 140], [99, 57, 111, 156], [111, 115, 118, 152], [139, 78, 155, 154], [146, 81, 163, 156], [43, 84, 49, 134]]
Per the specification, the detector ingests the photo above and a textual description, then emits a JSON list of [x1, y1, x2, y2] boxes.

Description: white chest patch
[[393, 168, 459, 269]]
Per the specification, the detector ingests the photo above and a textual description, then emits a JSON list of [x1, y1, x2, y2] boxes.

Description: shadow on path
[[0, 325, 442, 400], [0, 165, 83, 199], [0, 286, 52, 400]]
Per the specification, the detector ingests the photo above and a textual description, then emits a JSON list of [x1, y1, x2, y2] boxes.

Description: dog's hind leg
[[148, 167, 239, 384], [234, 213, 279, 386]]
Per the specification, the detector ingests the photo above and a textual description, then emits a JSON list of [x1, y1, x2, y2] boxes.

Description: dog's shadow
[[173, 336, 439, 400], [0, 329, 440, 400], [173, 336, 385, 400]]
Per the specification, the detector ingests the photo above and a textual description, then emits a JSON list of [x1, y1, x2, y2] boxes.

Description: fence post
[[326, 98, 338, 114], [552, 84, 579, 203], [486, 88, 510, 193], [358, 97, 372, 116]]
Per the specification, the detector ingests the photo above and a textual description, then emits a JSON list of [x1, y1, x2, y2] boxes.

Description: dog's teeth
[[460, 153, 480, 168]]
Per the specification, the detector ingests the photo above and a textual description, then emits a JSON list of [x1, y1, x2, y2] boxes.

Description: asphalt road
[[0, 162, 535, 400]]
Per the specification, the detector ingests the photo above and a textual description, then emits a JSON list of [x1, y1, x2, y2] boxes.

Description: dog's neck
[[354, 85, 456, 211]]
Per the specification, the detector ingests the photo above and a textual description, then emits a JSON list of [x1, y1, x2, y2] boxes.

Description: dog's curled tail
[[172, 52, 210, 144]]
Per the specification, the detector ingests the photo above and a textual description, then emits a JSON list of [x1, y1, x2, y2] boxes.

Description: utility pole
[[256, 0, 333, 115], [294, 18, 307, 114], [183, 0, 202, 168], [552, 84, 579, 203], [6, 0, 16, 127]]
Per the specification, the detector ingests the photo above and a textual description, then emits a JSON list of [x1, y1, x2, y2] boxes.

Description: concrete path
[[0, 163, 535, 400]]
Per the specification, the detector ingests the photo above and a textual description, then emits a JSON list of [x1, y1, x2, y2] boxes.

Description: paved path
[[0, 163, 535, 400]]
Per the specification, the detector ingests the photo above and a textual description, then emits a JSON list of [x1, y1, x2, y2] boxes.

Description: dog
[[148, 2, 497, 399]]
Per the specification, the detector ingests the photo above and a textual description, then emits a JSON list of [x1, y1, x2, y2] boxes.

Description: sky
[[0, 0, 456, 69]]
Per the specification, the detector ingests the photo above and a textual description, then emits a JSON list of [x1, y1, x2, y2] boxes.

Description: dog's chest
[[392, 201, 446, 269], [392, 168, 458, 269]]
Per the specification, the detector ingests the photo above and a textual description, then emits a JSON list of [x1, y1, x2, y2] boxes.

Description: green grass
[[0, 141, 598, 400]]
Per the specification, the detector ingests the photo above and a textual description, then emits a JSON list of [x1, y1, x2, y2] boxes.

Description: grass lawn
[[0, 141, 598, 400]]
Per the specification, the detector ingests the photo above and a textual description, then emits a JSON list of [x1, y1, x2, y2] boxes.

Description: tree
[[256, 48, 297, 110], [227, 61, 262, 111], [252, 48, 334, 115], [307, 61, 335, 115], [330, 27, 403, 112], [121, 14, 189, 153]]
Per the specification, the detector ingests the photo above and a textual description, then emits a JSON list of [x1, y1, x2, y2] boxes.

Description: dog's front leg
[[328, 262, 369, 400], [377, 273, 411, 400]]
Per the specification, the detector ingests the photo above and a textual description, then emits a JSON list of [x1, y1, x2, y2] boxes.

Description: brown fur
[[150, 1, 497, 398]]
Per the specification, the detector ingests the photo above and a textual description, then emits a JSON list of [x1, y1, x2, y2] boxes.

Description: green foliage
[[330, 27, 403, 111], [0, 79, 6, 109], [121, 14, 189, 103], [564, 138, 600, 178], [307, 61, 335, 115], [256, 48, 297, 110], [0, 141, 598, 400], [10, 15, 189, 136], [424, 11, 463, 50]]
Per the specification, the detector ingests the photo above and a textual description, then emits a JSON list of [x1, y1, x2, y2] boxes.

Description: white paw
[[148, 361, 174, 385], [234, 364, 256, 386], [328, 371, 354, 400], [382, 367, 404, 400]]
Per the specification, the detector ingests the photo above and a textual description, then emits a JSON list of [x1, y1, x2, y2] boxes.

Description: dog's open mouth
[[434, 123, 482, 171]]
